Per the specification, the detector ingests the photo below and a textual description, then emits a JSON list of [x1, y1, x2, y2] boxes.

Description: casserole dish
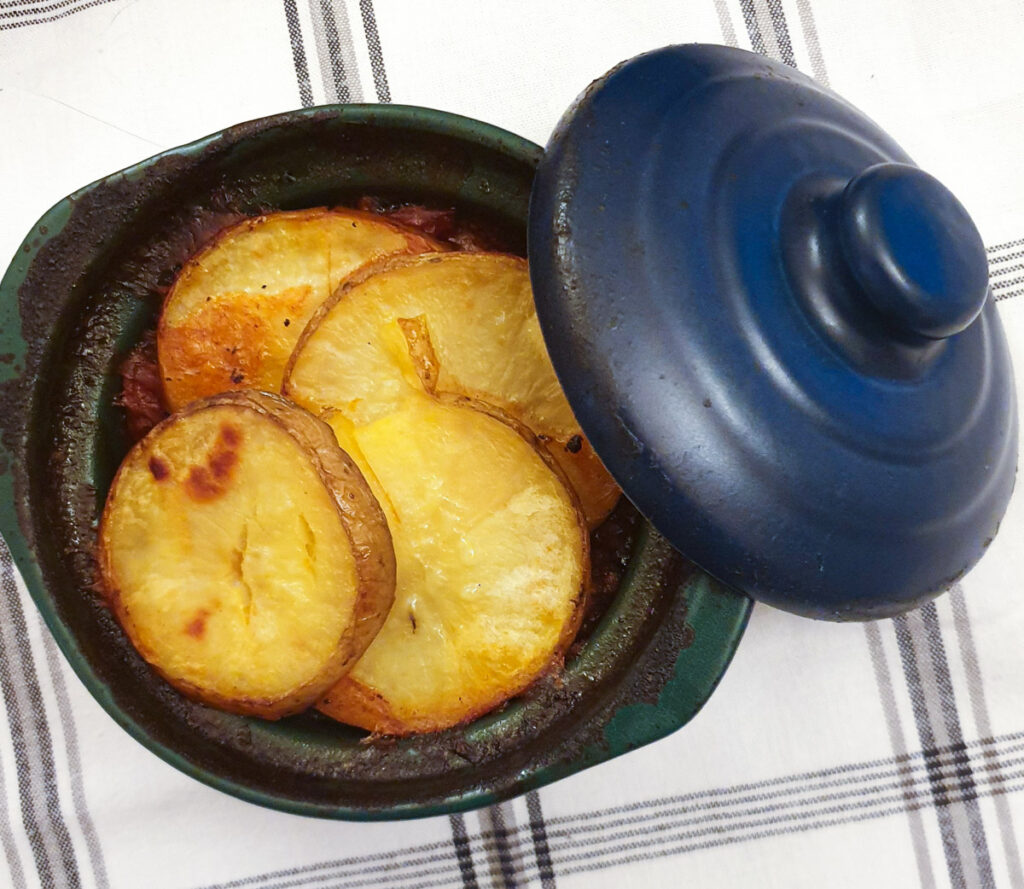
[[0, 102, 751, 819]]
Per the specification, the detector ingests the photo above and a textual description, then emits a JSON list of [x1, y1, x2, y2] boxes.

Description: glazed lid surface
[[528, 44, 1017, 619]]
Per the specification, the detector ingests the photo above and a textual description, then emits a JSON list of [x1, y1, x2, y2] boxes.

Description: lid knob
[[838, 163, 989, 340]]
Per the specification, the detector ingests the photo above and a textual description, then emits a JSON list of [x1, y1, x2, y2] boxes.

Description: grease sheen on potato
[[98, 391, 396, 719]]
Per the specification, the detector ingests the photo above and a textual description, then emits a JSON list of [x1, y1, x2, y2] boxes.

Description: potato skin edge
[[281, 251, 528, 397]]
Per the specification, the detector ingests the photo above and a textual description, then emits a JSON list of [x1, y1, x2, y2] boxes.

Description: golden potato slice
[[158, 208, 437, 411], [315, 320, 588, 735], [98, 390, 396, 719], [282, 251, 620, 527], [317, 397, 588, 734]]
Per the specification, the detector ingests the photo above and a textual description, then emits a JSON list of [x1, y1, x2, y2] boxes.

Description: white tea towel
[[2, 2, 1023, 888]]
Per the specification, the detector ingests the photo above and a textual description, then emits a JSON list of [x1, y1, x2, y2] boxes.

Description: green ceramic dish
[[0, 105, 751, 819]]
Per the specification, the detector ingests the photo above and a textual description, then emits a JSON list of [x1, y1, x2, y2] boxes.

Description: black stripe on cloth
[[192, 733, 1024, 889], [0, 705, 28, 889], [738, 0, 767, 55], [763, 0, 796, 67], [864, 621, 938, 887], [283, 0, 315, 107], [193, 839, 467, 889], [920, 604, 996, 888], [988, 249, 1024, 265], [525, 792, 556, 889], [203, 761, 1024, 889], [40, 632, 110, 889], [0, 0, 99, 11], [0, 0, 117, 29], [357, 0, 390, 102], [793, 0, 829, 85], [0, 547, 82, 888], [530, 780, 1024, 883], [481, 804, 519, 889], [0, 0, 93, 16], [894, 609, 984, 889], [713, 0, 739, 48], [987, 242, 1024, 300], [987, 236, 1024, 253], [991, 264, 1024, 281], [991, 274, 1024, 291], [950, 587, 1024, 887], [0, 566, 56, 889], [893, 612, 967, 887], [450, 813, 479, 889], [316, 0, 352, 103]]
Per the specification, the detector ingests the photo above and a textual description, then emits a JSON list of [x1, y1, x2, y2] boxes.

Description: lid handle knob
[[837, 163, 989, 340]]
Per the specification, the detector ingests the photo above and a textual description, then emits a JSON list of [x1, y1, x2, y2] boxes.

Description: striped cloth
[[2, 2, 1023, 887]]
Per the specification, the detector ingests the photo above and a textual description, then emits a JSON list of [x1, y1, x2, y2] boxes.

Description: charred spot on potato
[[220, 424, 241, 448], [183, 425, 242, 501], [209, 447, 238, 480], [184, 466, 220, 502], [148, 456, 170, 481], [210, 432, 240, 479], [184, 608, 210, 639], [565, 434, 583, 454], [230, 370, 245, 384]]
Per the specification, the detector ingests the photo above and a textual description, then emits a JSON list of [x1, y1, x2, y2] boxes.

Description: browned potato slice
[[98, 390, 396, 719], [316, 321, 588, 735], [158, 208, 438, 411], [283, 251, 620, 527]]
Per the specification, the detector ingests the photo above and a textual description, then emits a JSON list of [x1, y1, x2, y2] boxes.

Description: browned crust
[[157, 208, 444, 412], [97, 390, 396, 720]]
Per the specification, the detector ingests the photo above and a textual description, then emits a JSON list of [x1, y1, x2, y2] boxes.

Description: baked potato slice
[[282, 251, 620, 527], [158, 208, 437, 411], [98, 390, 396, 719], [316, 320, 589, 735]]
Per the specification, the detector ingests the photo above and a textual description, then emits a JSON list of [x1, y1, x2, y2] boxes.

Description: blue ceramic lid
[[529, 44, 1018, 620]]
